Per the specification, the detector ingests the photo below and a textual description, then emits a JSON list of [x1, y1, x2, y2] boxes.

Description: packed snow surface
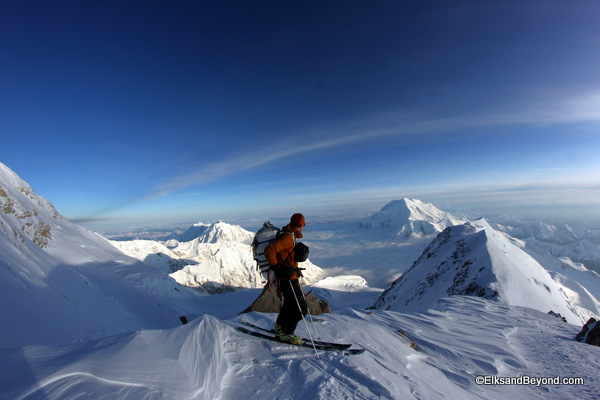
[[2, 295, 599, 400]]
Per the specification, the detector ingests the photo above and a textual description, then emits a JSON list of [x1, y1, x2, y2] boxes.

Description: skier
[[264, 213, 308, 345]]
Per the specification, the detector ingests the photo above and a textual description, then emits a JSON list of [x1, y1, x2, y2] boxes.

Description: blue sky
[[1, 0, 600, 227]]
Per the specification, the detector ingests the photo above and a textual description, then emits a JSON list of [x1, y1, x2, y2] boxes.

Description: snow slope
[[372, 219, 591, 325], [2, 294, 598, 400], [0, 163, 202, 348], [513, 241, 600, 323]]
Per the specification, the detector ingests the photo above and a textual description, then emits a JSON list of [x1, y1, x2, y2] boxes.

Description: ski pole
[[299, 280, 320, 341], [289, 280, 319, 359]]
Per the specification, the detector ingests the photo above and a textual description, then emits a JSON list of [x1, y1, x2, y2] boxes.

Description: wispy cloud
[[149, 134, 361, 199], [148, 89, 600, 200]]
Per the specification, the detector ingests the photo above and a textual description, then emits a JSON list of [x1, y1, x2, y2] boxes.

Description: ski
[[237, 326, 365, 355], [240, 321, 352, 349]]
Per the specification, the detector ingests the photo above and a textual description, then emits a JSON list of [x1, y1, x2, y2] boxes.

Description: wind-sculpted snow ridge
[[372, 219, 593, 325], [1, 316, 232, 400], [359, 198, 465, 237], [2, 297, 598, 400]]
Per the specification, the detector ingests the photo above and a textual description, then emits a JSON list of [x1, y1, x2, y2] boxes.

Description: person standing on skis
[[264, 213, 308, 345]]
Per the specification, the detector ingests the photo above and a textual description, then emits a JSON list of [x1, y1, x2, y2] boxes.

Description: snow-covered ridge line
[[372, 219, 599, 325]]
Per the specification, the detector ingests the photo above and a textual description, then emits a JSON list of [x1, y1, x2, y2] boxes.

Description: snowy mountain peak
[[168, 221, 254, 244], [360, 198, 464, 237], [372, 219, 586, 324], [0, 162, 62, 249], [196, 221, 254, 244]]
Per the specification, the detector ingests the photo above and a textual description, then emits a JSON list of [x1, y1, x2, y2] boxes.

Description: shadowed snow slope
[[0, 163, 202, 348], [2, 297, 599, 400]]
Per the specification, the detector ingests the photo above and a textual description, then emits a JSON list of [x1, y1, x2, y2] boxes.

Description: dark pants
[[276, 279, 308, 335]]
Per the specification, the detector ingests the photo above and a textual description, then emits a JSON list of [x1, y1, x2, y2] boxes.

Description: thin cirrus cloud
[[148, 89, 600, 201]]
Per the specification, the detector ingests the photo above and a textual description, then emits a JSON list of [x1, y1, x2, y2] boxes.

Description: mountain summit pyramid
[[166, 221, 254, 244], [360, 198, 464, 237]]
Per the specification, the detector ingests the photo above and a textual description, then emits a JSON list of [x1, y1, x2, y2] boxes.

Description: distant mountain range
[[112, 221, 324, 292], [493, 220, 600, 273]]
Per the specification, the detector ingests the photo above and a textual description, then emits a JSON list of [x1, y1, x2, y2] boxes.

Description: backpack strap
[[280, 231, 296, 265]]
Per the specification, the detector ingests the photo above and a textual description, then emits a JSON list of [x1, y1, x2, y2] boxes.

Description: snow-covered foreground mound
[[2, 295, 598, 400]]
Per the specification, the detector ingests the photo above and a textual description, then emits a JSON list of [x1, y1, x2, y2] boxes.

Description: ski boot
[[274, 323, 302, 345]]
